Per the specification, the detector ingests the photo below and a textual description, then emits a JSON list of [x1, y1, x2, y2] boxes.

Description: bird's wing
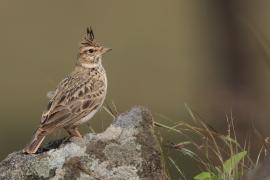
[[40, 72, 105, 129]]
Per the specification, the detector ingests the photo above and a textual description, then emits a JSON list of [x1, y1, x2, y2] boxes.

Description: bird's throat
[[80, 63, 100, 69]]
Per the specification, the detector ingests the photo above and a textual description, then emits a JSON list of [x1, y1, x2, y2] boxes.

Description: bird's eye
[[88, 49, 94, 53]]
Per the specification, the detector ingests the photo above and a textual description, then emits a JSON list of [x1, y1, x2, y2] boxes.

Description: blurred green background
[[1, 0, 270, 178]]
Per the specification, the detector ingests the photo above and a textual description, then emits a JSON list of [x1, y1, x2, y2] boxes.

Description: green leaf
[[194, 172, 212, 180], [223, 151, 247, 174]]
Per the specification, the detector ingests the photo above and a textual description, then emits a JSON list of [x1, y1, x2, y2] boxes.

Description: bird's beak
[[101, 47, 112, 55]]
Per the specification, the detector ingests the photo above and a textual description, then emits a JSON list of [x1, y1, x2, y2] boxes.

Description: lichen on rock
[[0, 106, 165, 180]]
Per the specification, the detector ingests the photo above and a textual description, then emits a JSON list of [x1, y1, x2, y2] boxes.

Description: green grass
[[154, 104, 270, 180]]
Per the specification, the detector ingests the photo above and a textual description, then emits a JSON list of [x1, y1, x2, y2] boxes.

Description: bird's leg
[[65, 126, 83, 139]]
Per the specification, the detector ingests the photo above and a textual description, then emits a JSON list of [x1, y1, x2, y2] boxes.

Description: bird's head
[[77, 27, 111, 68]]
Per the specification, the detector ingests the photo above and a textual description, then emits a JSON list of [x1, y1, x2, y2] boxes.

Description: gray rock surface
[[242, 155, 270, 180], [0, 106, 165, 180]]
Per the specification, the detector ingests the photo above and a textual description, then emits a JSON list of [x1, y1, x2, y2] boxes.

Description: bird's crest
[[81, 27, 99, 47]]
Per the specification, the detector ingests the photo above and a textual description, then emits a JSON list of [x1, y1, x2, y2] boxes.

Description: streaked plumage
[[23, 27, 111, 154]]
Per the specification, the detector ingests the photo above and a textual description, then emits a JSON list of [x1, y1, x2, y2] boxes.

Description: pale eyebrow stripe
[[81, 47, 93, 52]]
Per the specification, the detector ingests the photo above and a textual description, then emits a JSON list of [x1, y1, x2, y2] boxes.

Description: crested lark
[[23, 27, 111, 154]]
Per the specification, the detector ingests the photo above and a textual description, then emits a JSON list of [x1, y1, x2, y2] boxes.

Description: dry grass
[[154, 104, 270, 180]]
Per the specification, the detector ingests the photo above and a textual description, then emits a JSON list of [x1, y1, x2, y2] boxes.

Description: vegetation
[[154, 104, 270, 180]]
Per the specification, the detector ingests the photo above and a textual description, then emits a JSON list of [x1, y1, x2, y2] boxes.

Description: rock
[[0, 106, 165, 180], [242, 155, 270, 180]]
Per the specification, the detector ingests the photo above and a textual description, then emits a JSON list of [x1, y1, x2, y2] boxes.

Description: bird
[[23, 27, 111, 154]]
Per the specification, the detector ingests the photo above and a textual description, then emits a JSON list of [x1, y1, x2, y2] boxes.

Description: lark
[[23, 27, 111, 154]]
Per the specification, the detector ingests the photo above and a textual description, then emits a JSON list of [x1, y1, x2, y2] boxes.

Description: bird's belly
[[75, 109, 98, 125]]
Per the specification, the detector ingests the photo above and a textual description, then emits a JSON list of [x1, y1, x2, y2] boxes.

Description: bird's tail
[[23, 128, 47, 154]]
